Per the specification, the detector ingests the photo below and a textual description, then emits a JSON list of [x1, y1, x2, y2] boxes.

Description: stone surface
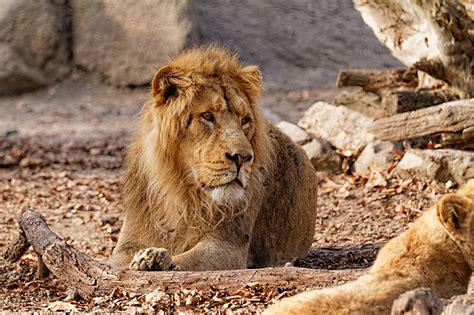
[[394, 149, 474, 185], [302, 139, 342, 174], [0, 0, 70, 95], [71, 0, 200, 86], [0, 44, 49, 95], [196, 0, 400, 89], [276, 121, 312, 145], [298, 101, 375, 155], [352, 140, 402, 175]]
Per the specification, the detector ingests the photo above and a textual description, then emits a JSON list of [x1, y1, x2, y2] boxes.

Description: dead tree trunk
[[353, 0, 473, 98], [4, 210, 364, 297]]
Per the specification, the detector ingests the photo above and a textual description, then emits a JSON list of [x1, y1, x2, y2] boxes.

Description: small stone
[[352, 141, 402, 175], [277, 121, 312, 145], [302, 139, 342, 174], [445, 180, 456, 190], [393, 149, 474, 185]]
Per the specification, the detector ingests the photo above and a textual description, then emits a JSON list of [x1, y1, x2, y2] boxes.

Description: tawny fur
[[109, 46, 318, 271], [265, 180, 474, 315]]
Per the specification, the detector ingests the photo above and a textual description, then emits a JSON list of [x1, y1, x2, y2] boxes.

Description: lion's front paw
[[130, 247, 180, 271]]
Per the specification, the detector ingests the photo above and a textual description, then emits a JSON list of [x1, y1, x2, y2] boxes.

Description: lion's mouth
[[202, 178, 244, 190], [202, 172, 247, 190]]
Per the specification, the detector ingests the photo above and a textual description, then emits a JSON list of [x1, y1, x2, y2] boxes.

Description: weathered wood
[[441, 127, 474, 149], [9, 209, 364, 296], [2, 229, 29, 263], [336, 68, 418, 95], [369, 99, 474, 141], [382, 90, 459, 114], [354, 0, 473, 98]]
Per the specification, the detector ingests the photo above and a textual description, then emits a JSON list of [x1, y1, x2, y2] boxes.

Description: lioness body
[[265, 181, 474, 314], [110, 47, 318, 271]]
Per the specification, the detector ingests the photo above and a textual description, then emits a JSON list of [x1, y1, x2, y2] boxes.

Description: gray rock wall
[[71, 0, 200, 86], [0, 0, 401, 94], [0, 0, 70, 95], [196, 0, 401, 89]]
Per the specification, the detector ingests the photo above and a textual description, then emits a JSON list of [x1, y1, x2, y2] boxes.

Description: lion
[[109, 46, 318, 271], [264, 180, 474, 315]]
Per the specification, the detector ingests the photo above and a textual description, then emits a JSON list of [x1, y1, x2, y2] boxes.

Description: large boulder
[[71, 0, 200, 86], [298, 101, 375, 155], [0, 0, 70, 95], [394, 149, 474, 185]]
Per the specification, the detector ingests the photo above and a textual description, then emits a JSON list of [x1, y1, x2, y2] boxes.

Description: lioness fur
[[110, 46, 318, 271], [265, 180, 474, 315]]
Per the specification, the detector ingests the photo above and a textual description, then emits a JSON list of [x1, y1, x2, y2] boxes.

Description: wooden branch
[[441, 126, 474, 148], [2, 229, 29, 263], [369, 99, 474, 141], [336, 68, 418, 96], [7, 209, 364, 296], [382, 90, 459, 114]]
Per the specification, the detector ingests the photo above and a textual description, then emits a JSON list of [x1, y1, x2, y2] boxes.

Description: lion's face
[[178, 84, 256, 205], [144, 47, 267, 208], [437, 180, 474, 269]]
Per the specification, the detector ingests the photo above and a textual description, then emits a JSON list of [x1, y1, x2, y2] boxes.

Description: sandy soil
[[0, 81, 452, 312]]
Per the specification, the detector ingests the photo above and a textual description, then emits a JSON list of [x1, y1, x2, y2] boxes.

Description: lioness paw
[[130, 247, 179, 271]]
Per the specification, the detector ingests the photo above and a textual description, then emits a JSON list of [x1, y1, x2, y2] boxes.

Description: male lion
[[109, 46, 318, 271], [265, 180, 474, 315]]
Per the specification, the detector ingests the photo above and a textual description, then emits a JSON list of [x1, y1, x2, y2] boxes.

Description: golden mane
[[123, 46, 273, 254]]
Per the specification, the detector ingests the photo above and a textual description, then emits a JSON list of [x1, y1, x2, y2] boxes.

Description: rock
[[71, 0, 200, 86], [298, 101, 375, 155], [444, 294, 474, 315], [352, 141, 402, 176], [0, 0, 70, 95], [394, 149, 474, 185], [302, 139, 342, 174], [46, 301, 79, 312], [276, 121, 312, 145], [0, 44, 48, 95], [196, 0, 400, 89]]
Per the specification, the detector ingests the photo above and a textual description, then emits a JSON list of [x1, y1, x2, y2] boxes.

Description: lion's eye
[[200, 112, 216, 123], [242, 116, 251, 126]]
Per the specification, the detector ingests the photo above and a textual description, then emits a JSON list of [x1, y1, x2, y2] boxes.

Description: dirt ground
[[0, 80, 452, 313]]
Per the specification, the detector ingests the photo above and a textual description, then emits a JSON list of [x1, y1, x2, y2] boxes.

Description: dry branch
[[336, 68, 418, 96], [6, 209, 364, 296], [369, 99, 474, 142]]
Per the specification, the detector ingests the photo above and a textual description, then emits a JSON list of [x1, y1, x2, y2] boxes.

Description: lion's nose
[[225, 150, 253, 168]]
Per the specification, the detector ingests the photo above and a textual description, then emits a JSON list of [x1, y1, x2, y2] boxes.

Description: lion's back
[[248, 124, 318, 267]]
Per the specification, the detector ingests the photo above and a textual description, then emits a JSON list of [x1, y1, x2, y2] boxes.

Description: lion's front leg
[[170, 238, 249, 271], [130, 247, 180, 271]]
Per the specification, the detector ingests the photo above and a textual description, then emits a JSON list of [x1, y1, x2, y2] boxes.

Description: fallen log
[[369, 99, 474, 142], [336, 68, 418, 96], [4, 209, 364, 296], [381, 89, 459, 114]]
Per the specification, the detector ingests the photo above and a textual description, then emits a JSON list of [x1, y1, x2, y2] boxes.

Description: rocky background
[[0, 0, 399, 95]]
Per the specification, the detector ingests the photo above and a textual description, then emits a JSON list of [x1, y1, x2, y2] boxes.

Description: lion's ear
[[151, 66, 192, 105], [437, 193, 473, 238], [238, 66, 262, 99]]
